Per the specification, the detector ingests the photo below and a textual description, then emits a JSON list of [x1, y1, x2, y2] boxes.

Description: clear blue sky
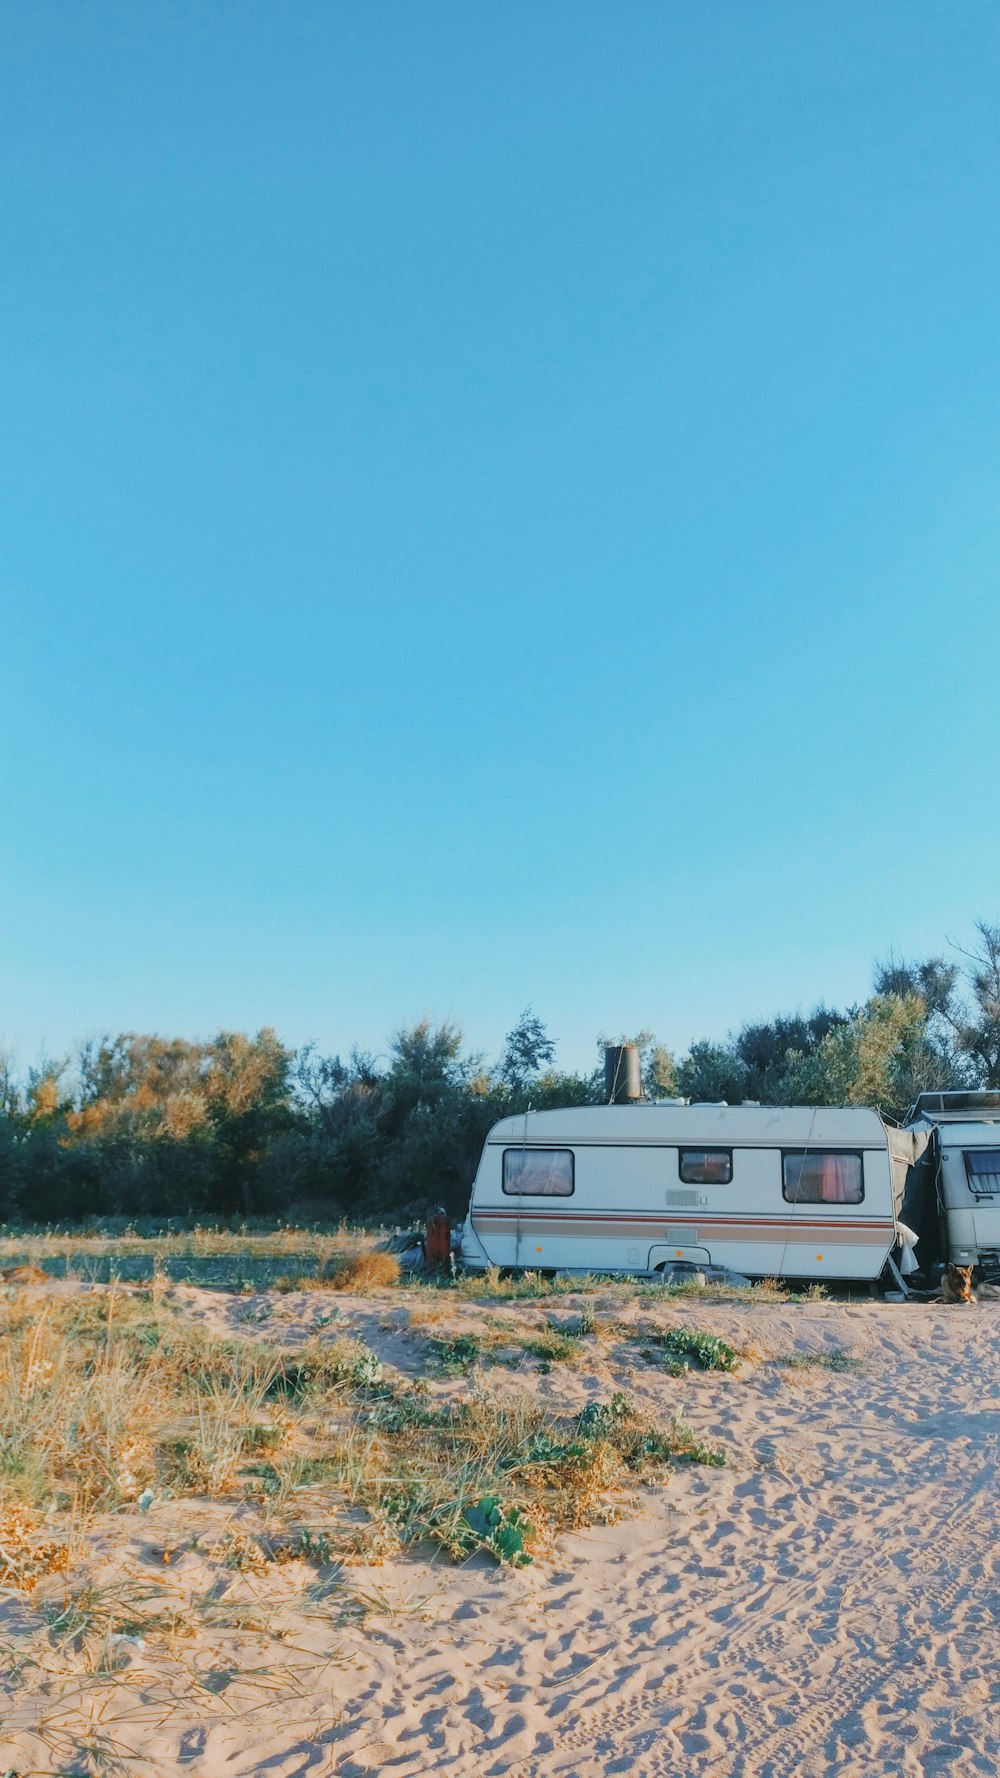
[[2, 2, 998, 1076]]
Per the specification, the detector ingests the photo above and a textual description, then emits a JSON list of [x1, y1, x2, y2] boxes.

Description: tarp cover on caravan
[[887, 1126, 932, 1215], [887, 1124, 939, 1268]]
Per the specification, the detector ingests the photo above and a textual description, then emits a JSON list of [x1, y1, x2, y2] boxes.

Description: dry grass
[[0, 1499, 72, 1589], [274, 1249, 403, 1293], [0, 1281, 723, 1593], [452, 1265, 598, 1301], [323, 1250, 402, 1292], [773, 1348, 865, 1373], [0, 1263, 51, 1285], [0, 1225, 393, 1291], [0, 1228, 831, 1305], [412, 1310, 608, 1376], [444, 1264, 810, 1307], [0, 1226, 378, 1260]]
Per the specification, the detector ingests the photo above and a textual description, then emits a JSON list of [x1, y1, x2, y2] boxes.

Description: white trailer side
[[461, 1103, 906, 1283]]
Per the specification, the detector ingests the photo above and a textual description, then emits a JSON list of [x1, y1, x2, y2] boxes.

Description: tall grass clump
[[324, 1250, 402, 1291], [0, 1286, 299, 1519]]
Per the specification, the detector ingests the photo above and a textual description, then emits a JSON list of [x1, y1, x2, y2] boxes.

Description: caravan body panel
[[463, 1104, 899, 1282]]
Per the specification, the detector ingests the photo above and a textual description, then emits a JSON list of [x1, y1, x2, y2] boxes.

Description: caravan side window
[[502, 1148, 575, 1196], [964, 1151, 1000, 1195], [679, 1150, 732, 1184], [782, 1151, 863, 1205]]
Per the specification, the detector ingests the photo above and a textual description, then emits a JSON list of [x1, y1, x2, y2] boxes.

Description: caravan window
[[964, 1151, 1000, 1195], [502, 1148, 574, 1196], [679, 1150, 732, 1184], [782, 1151, 863, 1205]]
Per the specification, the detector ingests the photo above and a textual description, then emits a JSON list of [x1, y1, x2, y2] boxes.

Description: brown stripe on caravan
[[473, 1211, 892, 1227], [471, 1211, 894, 1245]]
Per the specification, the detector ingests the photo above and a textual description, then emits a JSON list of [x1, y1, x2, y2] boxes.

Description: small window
[[782, 1151, 863, 1205], [502, 1148, 574, 1196], [679, 1149, 732, 1185], [965, 1151, 1000, 1195]]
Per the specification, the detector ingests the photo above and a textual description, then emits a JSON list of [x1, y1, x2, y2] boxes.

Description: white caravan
[[460, 1103, 926, 1284]]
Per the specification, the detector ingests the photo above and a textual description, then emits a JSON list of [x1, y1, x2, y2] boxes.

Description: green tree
[[203, 1029, 296, 1214], [675, 1040, 748, 1105], [780, 993, 950, 1117], [497, 1008, 556, 1095], [873, 923, 1000, 1089]]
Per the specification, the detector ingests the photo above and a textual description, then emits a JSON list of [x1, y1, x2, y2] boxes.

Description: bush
[[651, 1329, 739, 1373], [324, 1250, 402, 1292]]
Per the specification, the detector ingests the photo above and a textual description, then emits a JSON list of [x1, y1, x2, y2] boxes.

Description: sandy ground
[[2, 1285, 999, 1777]]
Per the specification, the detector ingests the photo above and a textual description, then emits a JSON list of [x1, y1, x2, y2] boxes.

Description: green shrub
[[428, 1333, 486, 1372], [267, 1337, 384, 1397], [462, 1496, 533, 1567], [522, 1328, 581, 1366], [653, 1329, 739, 1373]]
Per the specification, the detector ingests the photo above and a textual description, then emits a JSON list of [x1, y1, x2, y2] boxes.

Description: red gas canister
[[425, 1209, 451, 1268]]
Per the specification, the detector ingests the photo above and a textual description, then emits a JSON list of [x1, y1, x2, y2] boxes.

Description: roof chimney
[[604, 1043, 642, 1104]]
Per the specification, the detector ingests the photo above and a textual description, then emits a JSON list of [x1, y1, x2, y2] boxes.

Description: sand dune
[[2, 1287, 998, 1776]]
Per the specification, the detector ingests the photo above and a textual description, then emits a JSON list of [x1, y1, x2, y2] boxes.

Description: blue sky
[[2, 2, 998, 1076]]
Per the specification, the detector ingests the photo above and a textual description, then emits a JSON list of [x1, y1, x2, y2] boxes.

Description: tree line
[[2, 923, 999, 1226]]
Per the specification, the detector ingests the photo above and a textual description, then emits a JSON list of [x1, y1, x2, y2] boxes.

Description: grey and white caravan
[[903, 1091, 1000, 1278], [460, 1101, 927, 1285]]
